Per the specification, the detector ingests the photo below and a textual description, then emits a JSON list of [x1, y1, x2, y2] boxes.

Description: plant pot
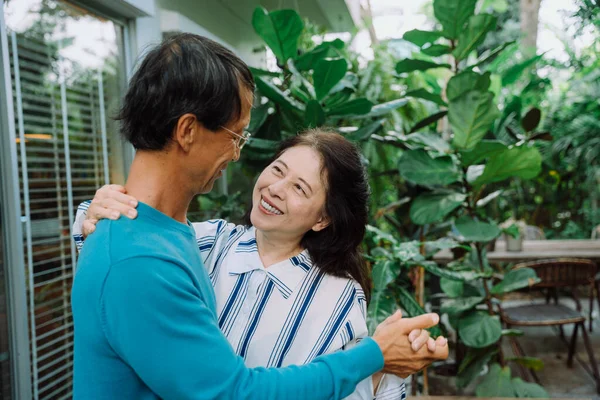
[[504, 234, 523, 252]]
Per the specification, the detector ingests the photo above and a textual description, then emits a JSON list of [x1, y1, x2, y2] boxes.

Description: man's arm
[[102, 257, 384, 400]]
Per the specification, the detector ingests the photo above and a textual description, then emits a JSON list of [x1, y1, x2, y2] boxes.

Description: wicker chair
[[499, 258, 600, 393]]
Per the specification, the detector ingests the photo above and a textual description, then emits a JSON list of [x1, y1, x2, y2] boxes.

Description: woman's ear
[[311, 215, 330, 232]]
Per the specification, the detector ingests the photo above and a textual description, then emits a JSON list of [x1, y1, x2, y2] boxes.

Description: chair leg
[[590, 285, 595, 332], [559, 325, 566, 341], [573, 287, 582, 312], [594, 280, 600, 332], [580, 322, 600, 394], [509, 335, 530, 380], [568, 322, 579, 367]]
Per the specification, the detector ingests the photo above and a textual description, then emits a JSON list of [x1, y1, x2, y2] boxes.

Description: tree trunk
[[520, 0, 542, 56], [360, 0, 379, 45]]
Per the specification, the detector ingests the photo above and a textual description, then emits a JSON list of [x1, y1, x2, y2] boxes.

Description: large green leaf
[[372, 260, 398, 292], [294, 39, 344, 71], [398, 150, 461, 186], [449, 90, 499, 151], [356, 98, 409, 119], [405, 131, 451, 154], [410, 192, 466, 225], [252, 7, 303, 63], [397, 286, 442, 337], [325, 98, 373, 117], [457, 346, 497, 388], [433, 0, 478, 39], [367, 289, 396, 334], [441, 296, 485, 316], [405, 88, 447, 106], [502, 54, 544, 85], [313, 58, 348, 101], [403, 29, 443, 47], [421, 261, 490, 282], [491, 267, 540, 295], [476, 364, 514, 397], [454, 216, 501, 242], [470, 41, 517, 70], [247, 103, 270, 133], [366, 225, 398, 245], [395, 59, 451, 74], [347, 119, 385, 141], [441, 277, 464, 297], [249, 67, 281, 77], [410, 111, 448, 134], [304, 100, 325, 128], [474, 146, 542, 186], [447, 71, 491, 102], [459, 311, 502, 348], [453, 14, 497, 61], [255, 76, 305, 112], [512, 378, 549, 397], [459, 139, 507, 166], [395, 241, 425, 263], [421, 44, 452, 57]]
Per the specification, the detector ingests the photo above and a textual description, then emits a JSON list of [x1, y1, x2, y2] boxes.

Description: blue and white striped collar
[[226, 227, 313, 299]]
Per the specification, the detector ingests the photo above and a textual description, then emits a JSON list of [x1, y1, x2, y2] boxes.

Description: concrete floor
[[499, 297, 600, 399]]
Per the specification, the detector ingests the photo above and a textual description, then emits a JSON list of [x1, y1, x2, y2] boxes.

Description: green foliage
[[449, 90, 499, 150], [252, 7, 303, 64], [458, 311, 502, 348], [476, 364, 549, 397], [433, 0, 478, 39], [398, 150, 461, 186]]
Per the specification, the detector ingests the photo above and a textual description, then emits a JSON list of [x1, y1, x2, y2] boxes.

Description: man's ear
[[173, 113, 199, 152], [311, 215, 331, 232]]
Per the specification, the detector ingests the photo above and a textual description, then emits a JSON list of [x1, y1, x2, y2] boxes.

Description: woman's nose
[[268, 180, 286, 199]]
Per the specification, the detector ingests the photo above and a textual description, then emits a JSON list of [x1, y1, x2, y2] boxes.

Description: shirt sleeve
[[101, 256, 385, 400], [73, 200, 92, 253], [340, 285, 406, 400]]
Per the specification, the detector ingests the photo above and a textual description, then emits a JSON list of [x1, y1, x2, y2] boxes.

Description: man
[[71, 33, 448, 399]]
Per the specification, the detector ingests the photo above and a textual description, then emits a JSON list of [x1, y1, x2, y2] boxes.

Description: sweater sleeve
[[101, 256, 385, 400]]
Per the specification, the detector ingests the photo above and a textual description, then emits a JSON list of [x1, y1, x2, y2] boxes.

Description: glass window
[[3, 0, 127, 397], [0, 203, 12, 399]]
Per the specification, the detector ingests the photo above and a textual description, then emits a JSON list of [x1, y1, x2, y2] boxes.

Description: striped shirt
[[74, 202, 406, 399]]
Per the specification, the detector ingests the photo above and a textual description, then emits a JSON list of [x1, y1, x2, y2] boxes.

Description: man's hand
[[372, 311, 448, 378]]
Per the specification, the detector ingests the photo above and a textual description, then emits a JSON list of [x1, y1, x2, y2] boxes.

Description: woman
[[75, 129, 444, 399]]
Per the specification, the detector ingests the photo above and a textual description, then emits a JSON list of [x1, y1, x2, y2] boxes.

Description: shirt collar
[[226, 227, 312, 299]]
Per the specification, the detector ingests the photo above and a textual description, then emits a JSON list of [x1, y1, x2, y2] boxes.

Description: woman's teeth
[[261, 199, 283, 215]]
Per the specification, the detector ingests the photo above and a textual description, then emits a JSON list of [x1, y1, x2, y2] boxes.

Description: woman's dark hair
[[245, 129, 373, 302], [118, 33, 255, 150]]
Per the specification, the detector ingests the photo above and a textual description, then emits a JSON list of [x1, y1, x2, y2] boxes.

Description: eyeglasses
[[220, 125, 251, 151]]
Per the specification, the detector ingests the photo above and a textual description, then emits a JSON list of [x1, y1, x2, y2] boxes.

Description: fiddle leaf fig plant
[[366, 0, 549, 396]]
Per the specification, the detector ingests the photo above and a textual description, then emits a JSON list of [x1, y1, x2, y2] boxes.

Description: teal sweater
[[71, 202, 384, 399]]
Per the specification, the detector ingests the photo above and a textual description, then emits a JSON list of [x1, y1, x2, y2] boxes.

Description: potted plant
[[500, 218, 527, 251]]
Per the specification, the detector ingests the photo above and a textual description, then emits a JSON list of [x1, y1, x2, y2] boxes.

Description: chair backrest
[[513, 258, 598, 289], [525, 225, 546, 240]]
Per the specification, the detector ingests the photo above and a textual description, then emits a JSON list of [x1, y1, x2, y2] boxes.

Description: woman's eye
[[273, 166, 282, 174], [295, 184, 306, 194]]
